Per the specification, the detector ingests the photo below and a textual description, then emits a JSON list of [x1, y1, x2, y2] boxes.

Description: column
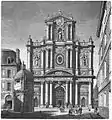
[[75, 82, 78, 105], [50, 48, 52, 68], [46, 25, 49, 39], [41, 50, 43, 68], [65, 81, 68, 104], [12, 85, 14, 110], [70, 24, 72, 40], [41, 50, 43, 74], [66, 50, 68, 68], [66, 24, 68, 39], [88, 82, 91, 105], [70, 49, 72, 68], [45, 82, 48, 104], [40, 82, 44, 107], [48, 25, 50, 40], [89, 51, 91, 68], [89, 49, 92, 75], [51, 25, 52, 40], [46, 49, 48, 68], [12, 98, 14, 110], [76, 48, 78, 75], [27, 48, 31, 70], [49, 81, 53, 107], [69, 81, 72, 104], [27, 50, 30, 69]]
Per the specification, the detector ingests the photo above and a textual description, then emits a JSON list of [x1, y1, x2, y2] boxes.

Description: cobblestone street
[[2, 108, 104, 119]]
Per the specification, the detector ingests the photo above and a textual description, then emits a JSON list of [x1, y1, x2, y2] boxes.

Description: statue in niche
[[58, 28, 63, 40], [34, 54, 40, 67]]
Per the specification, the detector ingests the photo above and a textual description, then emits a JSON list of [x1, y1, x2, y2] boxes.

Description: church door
[[55, 86, 65, 107], [81, 97, 85, 107]]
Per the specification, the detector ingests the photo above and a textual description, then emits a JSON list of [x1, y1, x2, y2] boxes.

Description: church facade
[[26, 11, 95, 108]]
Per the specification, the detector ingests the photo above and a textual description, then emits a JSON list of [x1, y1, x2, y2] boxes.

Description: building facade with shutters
[[96, 1, 111, 118], [1, 49, 21, 110], [26, 11, 95, 108]]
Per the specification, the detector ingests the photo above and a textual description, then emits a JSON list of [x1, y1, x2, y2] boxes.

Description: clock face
[[56, 54, 64, 65]]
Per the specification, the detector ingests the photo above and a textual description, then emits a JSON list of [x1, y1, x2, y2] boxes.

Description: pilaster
[[69, 81, 72, 104], [75, 82, 78, 105], [65, 81, 68, 104], [40, 82, 44, 107]]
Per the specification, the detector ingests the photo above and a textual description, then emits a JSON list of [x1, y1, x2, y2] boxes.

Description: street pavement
[[1, 108, 104, 119]]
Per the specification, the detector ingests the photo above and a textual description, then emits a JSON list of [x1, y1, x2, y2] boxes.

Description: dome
[[14, 69, 33, 82]]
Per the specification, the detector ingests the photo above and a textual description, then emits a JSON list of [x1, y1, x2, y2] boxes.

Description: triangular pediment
[[45, 10, 74, 23]]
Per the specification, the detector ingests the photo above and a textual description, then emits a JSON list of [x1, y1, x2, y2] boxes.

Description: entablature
[[76, 78, 92, 83]]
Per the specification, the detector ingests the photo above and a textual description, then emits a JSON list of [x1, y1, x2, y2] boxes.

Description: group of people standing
[[69, 105, 82, 115]]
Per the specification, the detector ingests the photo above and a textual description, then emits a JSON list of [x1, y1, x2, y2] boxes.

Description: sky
[[1, 1, 102, 81]]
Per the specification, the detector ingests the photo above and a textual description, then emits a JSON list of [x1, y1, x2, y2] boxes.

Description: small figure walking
[[79, 105, 82, 115], [94, 107, 98, 114]]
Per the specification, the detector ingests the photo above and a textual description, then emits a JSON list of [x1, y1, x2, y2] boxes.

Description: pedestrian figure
[[94, 107, 98, 114], [79, 105, 82, 115], [69, 108, 72, 115]]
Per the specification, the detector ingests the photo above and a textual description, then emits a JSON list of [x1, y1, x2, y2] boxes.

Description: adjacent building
[[26, 11, 95, 109], [96, 1, 111, 118], [1, 49, 21, 110]]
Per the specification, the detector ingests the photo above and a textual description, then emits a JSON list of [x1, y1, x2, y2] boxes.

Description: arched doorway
[[81, 97, 86, 107], [55, 86, 65, 107], [5, 95, 12, 109]]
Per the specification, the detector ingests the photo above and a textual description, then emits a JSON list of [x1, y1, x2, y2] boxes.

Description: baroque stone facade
[[26, 11, 95, 108]]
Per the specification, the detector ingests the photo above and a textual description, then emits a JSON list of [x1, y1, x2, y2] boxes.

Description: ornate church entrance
[[55, 86, 65, 107]]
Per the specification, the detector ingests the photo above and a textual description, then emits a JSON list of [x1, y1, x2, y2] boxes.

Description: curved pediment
[[45, 69, 73, 76]]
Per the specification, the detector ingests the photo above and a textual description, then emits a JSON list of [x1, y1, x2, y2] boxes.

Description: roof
[[14, 69, 33, 81], [96, 1, 106, 37], [1, 48, 15, 52]]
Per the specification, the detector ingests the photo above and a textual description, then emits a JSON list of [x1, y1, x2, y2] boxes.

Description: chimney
[[16, 48, 20, 64]]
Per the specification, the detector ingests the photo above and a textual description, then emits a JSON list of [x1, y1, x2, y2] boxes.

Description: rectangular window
[[104, 61, 107, 79], [100, 46, 103, 60], [2, 83, 5, 89], [104, 34, 107, 47], [2, 69, 6, 77], [104, 93, 106, 107], [7, 70, 11, 78], [7, 82, 11, 91], [109, 46, 111, 73], [100, 69, 103, 85]]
